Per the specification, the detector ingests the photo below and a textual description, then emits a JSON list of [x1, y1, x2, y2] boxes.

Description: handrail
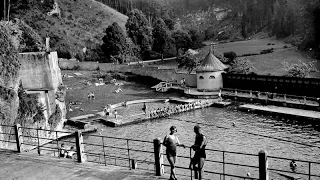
[[1, 124, 320, 179], [221, 88, 320, 101]]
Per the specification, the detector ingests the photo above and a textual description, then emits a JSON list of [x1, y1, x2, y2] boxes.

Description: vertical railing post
[[14, 124, 23, 153], [223, 151, 225, 180], [127, 139, 131, 169], [75, 130, 85, 163], [234, 89, 238, 100], [249, 90, 253, 102], [308, 162, 311, 180], [283, 94, 287, 102], [259, 150, 268, 180], [153, 138, 162, 176], [102, 136, 107, 166], [190, 147, 193, 180], [56, 131, 59, 157], [37, 128, 40, 155], [304, 96, 307, 105]]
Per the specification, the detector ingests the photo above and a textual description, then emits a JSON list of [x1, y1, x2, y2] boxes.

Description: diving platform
[[239, 104, 320, 123]]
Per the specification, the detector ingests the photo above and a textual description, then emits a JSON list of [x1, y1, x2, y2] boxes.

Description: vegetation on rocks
[[16, 84, 45, 126], [48, 105, 62, 130]]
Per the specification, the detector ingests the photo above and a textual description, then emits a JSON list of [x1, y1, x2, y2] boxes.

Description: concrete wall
[[18, 52, 53, 90], [18, 51, 65, 129], [176, 72, 197, 87], [196, 71, 224, 91]]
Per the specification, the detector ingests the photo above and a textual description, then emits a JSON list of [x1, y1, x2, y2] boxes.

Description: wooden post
[[153, 138, 162, 176], [304, 96, 307, 105], [75, 130, 85, 163], [249, 90, 253, 102], [259, 150, 269, 180], [14, 124, 23, 153], [234, 89, 238, 100]]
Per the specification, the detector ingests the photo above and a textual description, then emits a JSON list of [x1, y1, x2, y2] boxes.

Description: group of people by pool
[[59, 143, 76, 159], [148, 100, 212, 119], [163, 125, 207, 180]]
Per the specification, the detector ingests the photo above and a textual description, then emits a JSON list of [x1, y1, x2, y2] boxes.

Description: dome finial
[[210, 43, 216, 54]]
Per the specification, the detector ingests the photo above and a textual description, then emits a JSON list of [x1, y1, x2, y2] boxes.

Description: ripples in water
[[83, 105, 320, 179]]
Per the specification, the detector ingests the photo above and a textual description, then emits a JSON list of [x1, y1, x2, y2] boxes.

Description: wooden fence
[[222, 74, 320, 97]]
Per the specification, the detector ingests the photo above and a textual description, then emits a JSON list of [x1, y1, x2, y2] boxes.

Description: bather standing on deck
[[163, 126, 186, 180], [142, 103, 147, 114]]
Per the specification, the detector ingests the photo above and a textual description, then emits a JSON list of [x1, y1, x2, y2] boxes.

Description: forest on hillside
[[95, 0, 320, 58], [1, 0, 320, 59]]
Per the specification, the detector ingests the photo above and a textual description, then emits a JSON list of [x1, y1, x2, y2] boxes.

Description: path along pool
[[82, 103, 320, 180]]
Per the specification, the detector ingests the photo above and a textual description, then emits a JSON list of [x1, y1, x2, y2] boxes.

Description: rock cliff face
[[0, 51, 66, 148]]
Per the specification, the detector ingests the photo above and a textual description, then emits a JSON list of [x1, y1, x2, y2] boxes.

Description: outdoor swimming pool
[[83, 105, 320, 179]]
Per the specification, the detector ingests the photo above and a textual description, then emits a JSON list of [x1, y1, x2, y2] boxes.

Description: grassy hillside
[[12, 0, 127, 57]]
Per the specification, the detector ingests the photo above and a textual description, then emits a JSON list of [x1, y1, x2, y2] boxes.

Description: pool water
[[84, 106, 320, 180]]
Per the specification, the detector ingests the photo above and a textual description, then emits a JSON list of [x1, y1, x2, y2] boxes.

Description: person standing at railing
[[190, 125, 207, 180], [163, 126, 186, 180], [59, 143, 66, 158]]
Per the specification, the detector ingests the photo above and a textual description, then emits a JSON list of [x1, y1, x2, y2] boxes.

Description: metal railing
[[222, 88, 320, 106], [82, 134, 155, 171], [160, 144, 259, 180], [1, 124, 320, 180]]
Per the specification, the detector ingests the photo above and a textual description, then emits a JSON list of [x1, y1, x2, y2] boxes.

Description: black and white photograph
[[0, 0, 320, 179]]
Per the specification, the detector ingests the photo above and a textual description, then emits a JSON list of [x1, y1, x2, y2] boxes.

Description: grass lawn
[[62, 70, 180, 119], [161, 39, 320, 78]]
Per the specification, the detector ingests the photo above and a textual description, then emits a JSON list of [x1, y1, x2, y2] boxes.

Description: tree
[[176, 51, 200, 73], [152, 18, 170, 59], [228, 58, 256, 74], [126, 9, 153, 53], [164, 18, 175, 30], [101, 22, 126, 61], [172, 30, 192, 56]]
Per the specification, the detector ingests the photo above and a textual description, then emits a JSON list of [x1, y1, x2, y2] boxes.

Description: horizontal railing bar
[[19, 127, 72, 134], [128, 149, 153, 154], [163, 164, 258, 180], [269, 168, 320, 177], [221, 88, 319, 100], [268, 156, 320, 164], [0, 132, 15, 135], [0, 125, 14, 127], [21, 142, 37, 146], [86, 134, 153, 143], [0, 140, 16, 143], [20, 135, 57, 141], [59, 140, 76, 144], [85, 152, 129, 160]]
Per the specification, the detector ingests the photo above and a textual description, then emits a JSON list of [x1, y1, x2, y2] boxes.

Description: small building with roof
[[195, 47, 228, 91]]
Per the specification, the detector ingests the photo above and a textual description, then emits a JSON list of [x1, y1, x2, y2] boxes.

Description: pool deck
[[0, 149, 169, 180], [67, 98, 232, 128], [239, 104, 320, 123]]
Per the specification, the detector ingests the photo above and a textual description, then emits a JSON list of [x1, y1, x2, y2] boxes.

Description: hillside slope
[[12, 0, 127, 57]]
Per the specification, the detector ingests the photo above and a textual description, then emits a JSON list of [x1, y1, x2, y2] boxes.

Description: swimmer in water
[[290, 160, 297, 171]]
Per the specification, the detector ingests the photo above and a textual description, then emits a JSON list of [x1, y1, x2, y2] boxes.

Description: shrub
[[282, 60, 319, 78], [223, 51, 237, 64], [48, 105, 62, 130], [260, 48, 274, 54], [16, 84, 45, 125], [228, 59, 256, 74]]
